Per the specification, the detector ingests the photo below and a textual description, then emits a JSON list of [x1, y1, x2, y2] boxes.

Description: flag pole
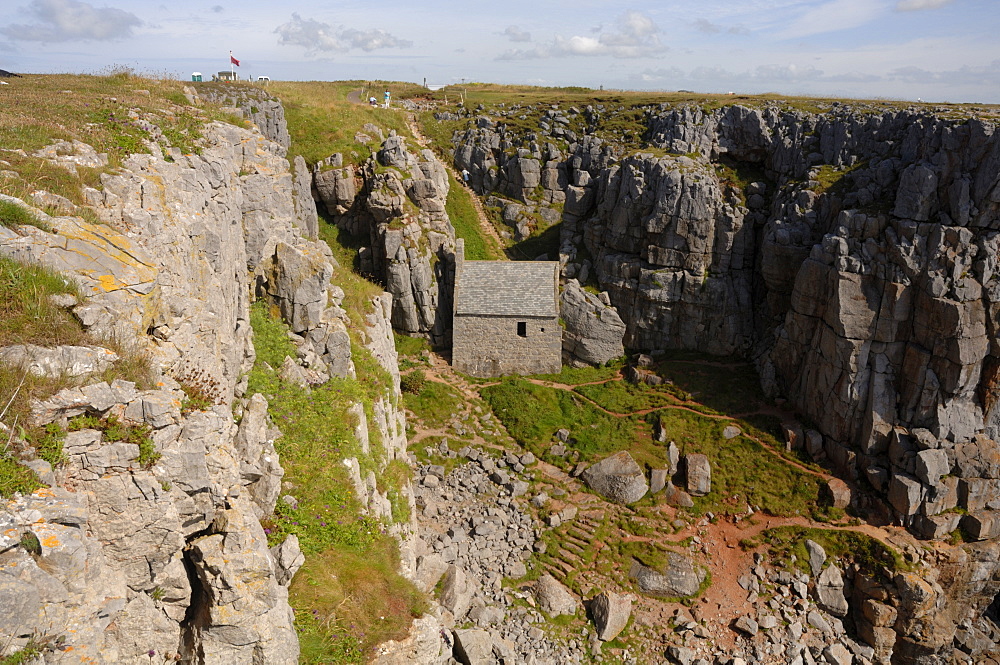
[[230, 50, 234, 80]]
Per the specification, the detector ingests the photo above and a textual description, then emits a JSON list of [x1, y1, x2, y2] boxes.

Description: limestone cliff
[[314, 129, 458, 346], [452, 101, 1000, 662], [0, 96, 412, 663]]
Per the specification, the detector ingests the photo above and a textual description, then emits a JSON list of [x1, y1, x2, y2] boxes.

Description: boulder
[[816, 564, 849, 617], [662, 482, 694, 508], [825, 478, 852, 509], [733, 615, 758, 636], [440, 565, 475, 619], [269, 534, 304, 586], [580, 451, 648, 504], [589, 590, 632, 641], [805, 539, 827, 577], [629, 554, 704, 598], [560, 279, 626, 367], [650, 468, 669, 494], [452, 628, 494, 665], [684, 454, 711, 497], [534, 574, 579, 617]]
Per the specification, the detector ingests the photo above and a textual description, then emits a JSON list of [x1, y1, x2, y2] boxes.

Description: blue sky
[[1, 0, 998, 103]]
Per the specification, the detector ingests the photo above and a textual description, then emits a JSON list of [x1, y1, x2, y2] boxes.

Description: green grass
[[25, 422, 66, 467], [0, 454, 43, 498], [0, 199, 49, 231], [0, 71, 251, 210], [530, 362, 623, 386], [758, 526, 910, 576], [812, 161, 867, 196], [247, 302, 424, 663], [402, 379, 463, 429], [0, 255, 86, 348], [654, 359, 765, 415], [444, 171, 503, 260], [504, 217, 561, 261], [651, 409, 821, 517], [268, 80, 423, 167], [480, 377, 636, 461], [316, 221, 386, 329], [393, 332, 429, 357], [575, 380, 676, 414]]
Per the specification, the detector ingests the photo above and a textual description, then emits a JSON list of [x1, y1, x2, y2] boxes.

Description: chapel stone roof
[[455, 261, 559, 318]]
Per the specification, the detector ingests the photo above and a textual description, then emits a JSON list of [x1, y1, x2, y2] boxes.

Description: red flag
[[230, 54, 240, 66]]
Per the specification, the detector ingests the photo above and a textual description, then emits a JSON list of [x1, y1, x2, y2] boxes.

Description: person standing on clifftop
[[383, 89, 391, 108]]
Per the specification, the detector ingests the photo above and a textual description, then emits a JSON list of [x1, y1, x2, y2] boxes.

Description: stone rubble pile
[[400, 445, 597, 664]]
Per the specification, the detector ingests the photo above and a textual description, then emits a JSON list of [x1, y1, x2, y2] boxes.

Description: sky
[[1, 0, 999, 104]]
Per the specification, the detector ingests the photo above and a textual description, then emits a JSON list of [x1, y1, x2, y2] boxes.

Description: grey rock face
[[534, 574, 579, 616], [0, 120, 333, 662], [815, 564, 849, 617], [684, 453, 711, 497], [0, 344, 118, 379], [589, 590, 632, 641], [580, 451, 649, 504], [316, 133, 457, 347], [560, 279, 626, 367], [629, 554, 704, 598]]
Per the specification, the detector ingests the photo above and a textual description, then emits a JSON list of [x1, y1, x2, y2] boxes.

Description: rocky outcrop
[[560, 278, 626, 367], [0, 117, 356, 662], [314, 132, 458, 346], [446, 101, 1000, 661], [453, 102, 1000, 540], [195, 85, 291, 151]]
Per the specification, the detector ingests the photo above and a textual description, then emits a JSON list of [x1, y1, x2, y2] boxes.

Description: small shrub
[[0, 638, 44, 664], [400, 369, 427, 395], [179, 381, 214, 413], [0, 455, 42, 497], [20, 531, 41, 555], [26, 422, 66, 467]]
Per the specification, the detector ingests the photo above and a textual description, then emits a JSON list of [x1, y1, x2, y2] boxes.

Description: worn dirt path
[[403, 113, 507, 257], [400, 350, 916, 658]]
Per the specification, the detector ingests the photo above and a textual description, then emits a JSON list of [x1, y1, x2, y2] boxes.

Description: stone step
[[551, 557, 576, 575], [562, 540, 586, 556], [556, 549, 582, 565], [541, 562, 566, 581], [562, 534, 590, 550], [565, 527, 593, 542]]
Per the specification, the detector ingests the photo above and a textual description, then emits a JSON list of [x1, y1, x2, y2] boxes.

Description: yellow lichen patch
[[97, 273, 124, 293], [34, 487, 56, 498], [41, 534, 61, 548]]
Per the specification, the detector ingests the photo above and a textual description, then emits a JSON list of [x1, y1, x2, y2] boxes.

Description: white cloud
[[776, 0, 885, 39], [694, 19, 722, 34], [1, 0, 142, 42], [498, 10, 665, 60], [503, 25, 531, 43], [888, 60, 1000, 87], [895, 0, 954, 9], [274, 14, 412, 54]]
